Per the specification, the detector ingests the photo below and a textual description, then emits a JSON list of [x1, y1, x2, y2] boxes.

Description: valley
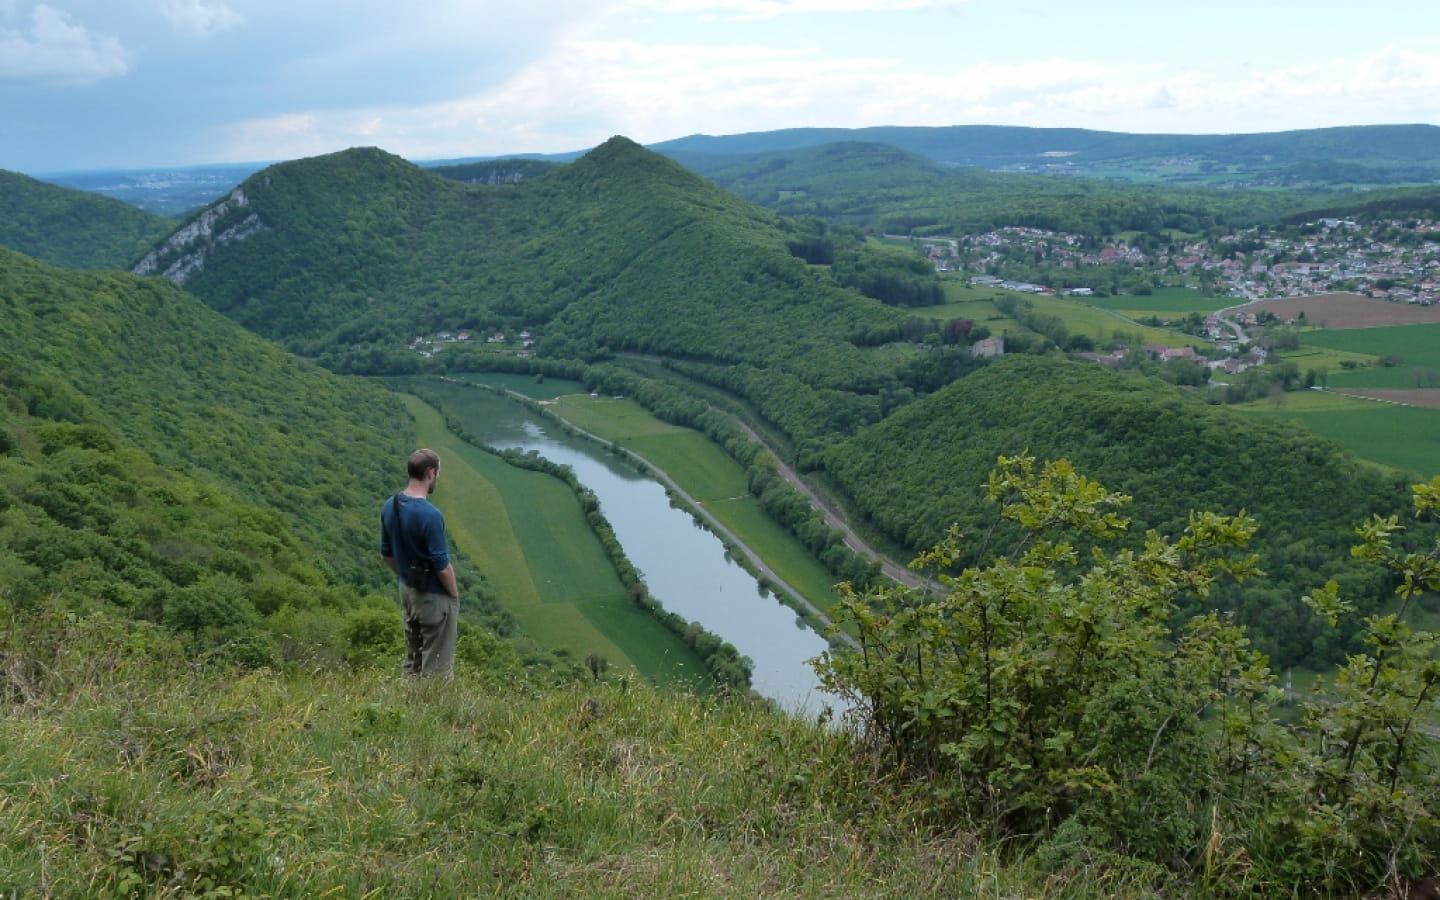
[[4, 124, 1440, 896]]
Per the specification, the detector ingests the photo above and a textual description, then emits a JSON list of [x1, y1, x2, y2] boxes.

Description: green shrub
[[817, 456, 1440, 893]]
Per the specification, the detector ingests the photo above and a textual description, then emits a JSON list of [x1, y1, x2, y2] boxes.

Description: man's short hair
[[407, 448, 441, 480]]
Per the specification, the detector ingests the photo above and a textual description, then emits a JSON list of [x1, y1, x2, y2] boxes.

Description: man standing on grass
[[380, 448, 459, 677]]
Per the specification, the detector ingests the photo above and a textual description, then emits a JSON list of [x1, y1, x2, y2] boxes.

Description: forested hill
[[668, 141, 1314, 235], [0, 169, 173, 269], [823, 355, 1419, 668], [0, 246, 410, 595], [132, 139, 903, 369]]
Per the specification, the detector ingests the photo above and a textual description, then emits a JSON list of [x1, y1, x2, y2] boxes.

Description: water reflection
[[457, 387, 837, 712]]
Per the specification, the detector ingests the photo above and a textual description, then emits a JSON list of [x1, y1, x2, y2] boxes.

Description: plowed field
[[1246, 293, 1440, 328], [1333, 388, 1440, 409]]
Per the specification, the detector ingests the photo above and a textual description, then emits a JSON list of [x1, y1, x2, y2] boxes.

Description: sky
[[4, 0, 1440, 175]]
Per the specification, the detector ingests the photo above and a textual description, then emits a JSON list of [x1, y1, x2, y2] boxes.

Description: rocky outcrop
[[131, 187, 266, 285]]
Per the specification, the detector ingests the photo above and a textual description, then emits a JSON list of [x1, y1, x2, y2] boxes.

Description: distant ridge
[[37, 123, 1440, 214], [650, 123, 1440, 169]]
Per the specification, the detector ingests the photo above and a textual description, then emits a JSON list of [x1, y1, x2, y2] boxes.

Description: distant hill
[[652, 123, 1440, 186], [49, 124, 1440, 222], [665, 140, 1315, 235], [0, 170, 174, 269]]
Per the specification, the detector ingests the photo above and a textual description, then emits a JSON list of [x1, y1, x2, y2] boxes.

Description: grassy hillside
[[0, 170, 173, 269], [0, 618, 1107, 898]]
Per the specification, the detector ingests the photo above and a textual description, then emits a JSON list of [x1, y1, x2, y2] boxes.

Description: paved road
[[735, 424, 927, 591]]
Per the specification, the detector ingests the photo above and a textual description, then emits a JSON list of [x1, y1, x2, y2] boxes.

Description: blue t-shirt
[[379, 493, 450, 595]]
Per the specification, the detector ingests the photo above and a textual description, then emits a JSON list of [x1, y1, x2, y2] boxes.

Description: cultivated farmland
[[1247, 292, 1440, 329]]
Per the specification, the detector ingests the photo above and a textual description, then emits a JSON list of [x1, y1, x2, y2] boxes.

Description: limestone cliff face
[[131, 187, 266, 284]]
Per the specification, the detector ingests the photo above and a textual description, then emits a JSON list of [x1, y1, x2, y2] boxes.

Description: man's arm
[[435, 564, 458, 599], [382, 555, 399, 576]]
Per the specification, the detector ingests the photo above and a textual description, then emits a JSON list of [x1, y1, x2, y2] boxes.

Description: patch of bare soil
[[1249, 293, 1440, 329], [1333, 388, 1440, 409]]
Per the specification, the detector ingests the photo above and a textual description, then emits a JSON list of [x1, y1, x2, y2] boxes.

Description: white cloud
[[0, 4, 127, 83], [160, 0, 243, 38]]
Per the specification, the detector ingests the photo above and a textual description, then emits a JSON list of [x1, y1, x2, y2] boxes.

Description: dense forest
[[0, 247, 514, 667], [0, 170, 173, 269], [822, 355, 1422, 668]]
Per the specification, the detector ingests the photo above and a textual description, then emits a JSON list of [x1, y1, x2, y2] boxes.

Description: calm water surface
[[456, 389, 837, 712]]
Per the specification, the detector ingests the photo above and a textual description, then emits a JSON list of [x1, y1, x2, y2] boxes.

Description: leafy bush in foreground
[[816, 456, 1440, 895]]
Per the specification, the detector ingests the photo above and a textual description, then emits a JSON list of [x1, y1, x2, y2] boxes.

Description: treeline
[[1280, 184, 1440, 224], [786, 217, 945, 306]]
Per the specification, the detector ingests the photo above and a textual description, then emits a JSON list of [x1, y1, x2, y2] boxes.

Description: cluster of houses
[[1076, 343, 1269, 375], [935, 217, 1440, 304], [409, 329, 534, 358]]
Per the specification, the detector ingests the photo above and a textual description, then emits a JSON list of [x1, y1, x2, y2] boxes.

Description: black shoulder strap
[[390, 492, 407, 546]]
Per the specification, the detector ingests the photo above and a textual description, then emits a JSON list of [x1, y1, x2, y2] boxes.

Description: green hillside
[[822, 355, 1420, 668], [0, 246, 485, 668], [135, 141, 904, 367], [0, 170, 173, 269], [131, 140, 932, 446], [1, 247, 411, 588]]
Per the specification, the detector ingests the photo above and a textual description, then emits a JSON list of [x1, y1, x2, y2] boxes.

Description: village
[[938, 216, 1440, 305]]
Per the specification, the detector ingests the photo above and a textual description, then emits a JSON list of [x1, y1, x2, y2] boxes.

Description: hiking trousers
[[400, 585, 458, 677]]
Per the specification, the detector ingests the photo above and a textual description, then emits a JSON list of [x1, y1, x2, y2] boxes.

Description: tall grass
[[0, 610, 1168, 898]]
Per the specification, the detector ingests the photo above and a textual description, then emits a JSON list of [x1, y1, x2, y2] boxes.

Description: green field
[[1301, 321, 1440, 380], [1273, 343, 1378, 379], [1022, 292, 1191, 346], [401, 393, 710, 690], [1080, 285, 1236, 319], [1233, 389, 1440, 480], [932, 282, 1188, 347]]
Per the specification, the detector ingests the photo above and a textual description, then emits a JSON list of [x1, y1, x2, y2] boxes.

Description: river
[[450, 384, 839, 713]]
